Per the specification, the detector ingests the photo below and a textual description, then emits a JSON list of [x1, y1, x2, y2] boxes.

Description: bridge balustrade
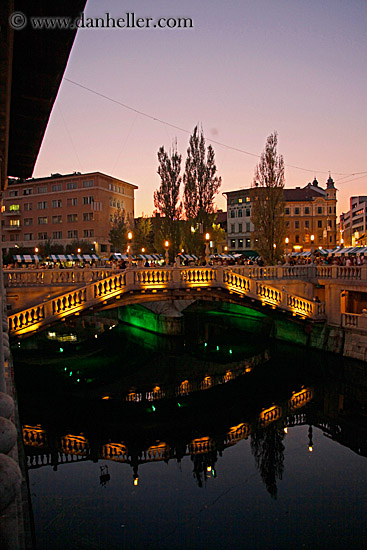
[[7, 266, 328, 336], [134, 268, 172, 286], [144, 443, 170, 461], [289, 389, 314, 411], [4, 268, 111, 287], [8, 304, 45, 332], [342, 312, 364, 330], [103, 443, 128, 461], [259, 406, 282, 427], [180, 267, 217, 285], [225, 423, 250, 444], [223, 269, 251, 292], [94, 272, 126, 297], [256, 282, 282, 306], [22, 426, 47, 447], [189, 437, 214, 454], [337, 266, 362, 280]]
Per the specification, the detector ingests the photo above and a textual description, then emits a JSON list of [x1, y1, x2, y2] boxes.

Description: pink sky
[[33, 0, 367, 217]]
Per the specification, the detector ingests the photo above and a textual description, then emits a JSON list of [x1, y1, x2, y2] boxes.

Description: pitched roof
[[283, 184, 326, 202]]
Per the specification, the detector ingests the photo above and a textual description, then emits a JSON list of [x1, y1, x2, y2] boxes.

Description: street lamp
[[285, 238, 289, 265], [127, 231, 133, 267], [164, 240, 169, 265], [310, 234, 315, 265], [205, 233, 210, 265]]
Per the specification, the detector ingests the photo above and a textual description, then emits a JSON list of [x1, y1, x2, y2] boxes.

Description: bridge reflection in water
[[14, 315, 367, 549]]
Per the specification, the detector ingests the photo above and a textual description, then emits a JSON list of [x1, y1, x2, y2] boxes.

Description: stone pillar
[[324, 283, 342, 325]]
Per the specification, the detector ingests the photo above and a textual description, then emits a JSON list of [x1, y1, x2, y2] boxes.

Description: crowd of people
[[3, 252, 367, 270]]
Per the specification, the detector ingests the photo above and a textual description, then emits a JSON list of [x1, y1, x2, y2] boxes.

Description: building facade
[[224, 176, 337, 253], [340, 196, 367, 246], [223, 189, 254, 252], [1, 172, 138, 254], [283, 177, 337, 251]]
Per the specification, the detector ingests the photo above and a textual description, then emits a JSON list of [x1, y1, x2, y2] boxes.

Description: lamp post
[[205, 233, 210, 265], [127, 231, 133, 267], [285, 238, 289, 265], [164, 240, 169, 265], [310, 234, 315, 265]]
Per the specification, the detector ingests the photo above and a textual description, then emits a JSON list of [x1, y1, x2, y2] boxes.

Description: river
[[13, 308, 367, 549]]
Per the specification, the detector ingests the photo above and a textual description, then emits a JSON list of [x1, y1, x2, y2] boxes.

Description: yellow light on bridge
[[309, 446, 313, 452], [133, 477, 139, 486]]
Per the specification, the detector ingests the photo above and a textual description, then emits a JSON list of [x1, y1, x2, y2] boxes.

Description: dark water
[[13, 310, 367, 549]]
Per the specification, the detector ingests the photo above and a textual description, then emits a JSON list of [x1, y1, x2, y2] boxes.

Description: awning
[[334, 247, 356, 256], [13, 254, 42, 262], [179, 254, 198, 261], [109, 253, 128, 260], [75, 254, 99, 261], [348, 247, 367, 254], [48, 254, 75, 262], [212, 254, 236, 260], [137, 254, 161, 261]]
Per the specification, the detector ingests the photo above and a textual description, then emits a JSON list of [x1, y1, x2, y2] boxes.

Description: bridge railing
[[341, 312, 367, 332], [7, 266, 326, 336], [4, 268, 112, 287], [223, 269, 325, 319], [230, 264, 367, 281]]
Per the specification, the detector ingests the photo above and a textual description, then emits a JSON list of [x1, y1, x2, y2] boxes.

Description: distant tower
[[326, 173, 336, 201], [325, 173, 337, 247]]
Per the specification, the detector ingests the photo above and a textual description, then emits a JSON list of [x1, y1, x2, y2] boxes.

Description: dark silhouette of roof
[[1, 0, 86, 183]]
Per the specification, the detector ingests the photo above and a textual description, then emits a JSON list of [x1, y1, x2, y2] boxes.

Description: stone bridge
[[5, 266, 327, 337]]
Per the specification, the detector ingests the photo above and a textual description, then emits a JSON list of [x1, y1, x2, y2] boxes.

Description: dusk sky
[[33, 0, 367, 218]]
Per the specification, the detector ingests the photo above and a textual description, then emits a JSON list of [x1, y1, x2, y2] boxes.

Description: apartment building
[[223, 189, 254, 252], [224, 176, 337, 253], [1, 172, 138, 254], [340, 196, 367, 246], [283, 176, 337, 251]]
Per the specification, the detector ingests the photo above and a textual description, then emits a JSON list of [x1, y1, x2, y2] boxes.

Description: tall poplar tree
[[251, 132, 286, 264], [183, 126, 221, 254], [154, 140, 182, 258]]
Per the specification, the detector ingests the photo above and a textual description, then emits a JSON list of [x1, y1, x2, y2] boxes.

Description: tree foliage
[[108, 208, 130, 252], [154, 141, 182, 257], [183, 125, 221, 224], [251, 423, 285, 499], [183, 125, 222, 256], [133, 217, 154, 253], [251, 132, 286, 264]]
